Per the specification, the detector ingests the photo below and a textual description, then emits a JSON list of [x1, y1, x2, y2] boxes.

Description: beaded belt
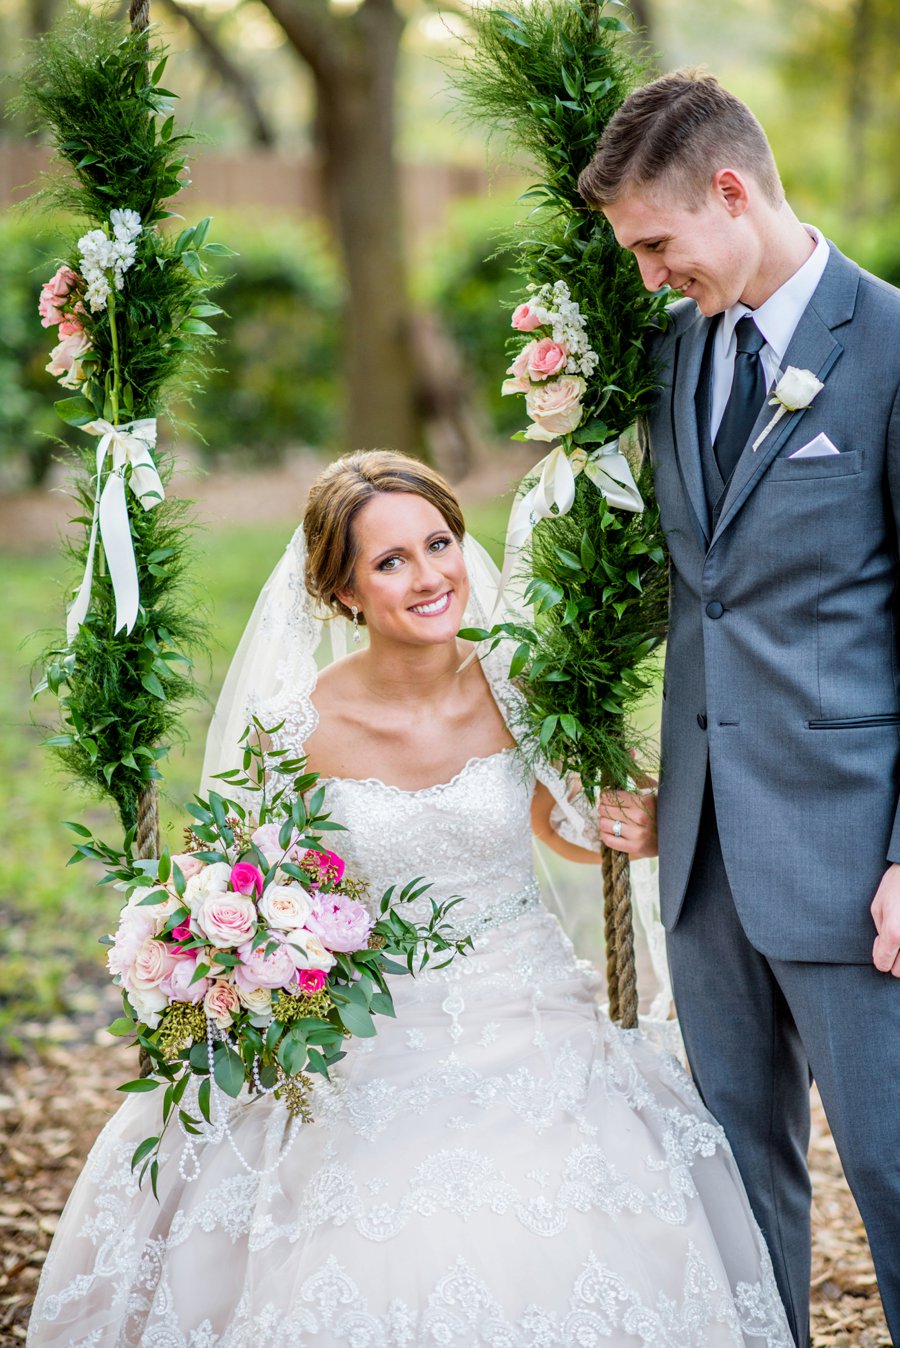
[[454, 879, 542, 940]]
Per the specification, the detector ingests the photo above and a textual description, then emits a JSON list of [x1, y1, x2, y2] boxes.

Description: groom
[[580, 71, 900, 1346]]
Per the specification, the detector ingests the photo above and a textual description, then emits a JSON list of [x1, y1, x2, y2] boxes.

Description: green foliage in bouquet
[[68, 724, 469, 1196], [454, 0, 669, 794], [18, 11, 231, 831]]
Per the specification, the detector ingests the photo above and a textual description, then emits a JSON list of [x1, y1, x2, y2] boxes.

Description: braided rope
[[128, 0, 150, 32], [602, 842, 639, 1028]]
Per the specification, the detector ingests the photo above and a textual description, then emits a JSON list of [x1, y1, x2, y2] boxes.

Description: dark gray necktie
[[714, 316, 767, 483]]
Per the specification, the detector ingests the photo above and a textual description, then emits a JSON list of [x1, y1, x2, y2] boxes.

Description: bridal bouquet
[[69, 722, 468, 1193]]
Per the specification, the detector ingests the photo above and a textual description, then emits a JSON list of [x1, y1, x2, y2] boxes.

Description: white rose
[[237, 984, 273, 1022], [524, 375, 586, 441], [258, 884, 312, 931], [126, 883, 181, 931], [283, 929, 336, 973], [184, 861, 232, 912], [773, 366, 824, 411], [127, 983, 168, 1028]]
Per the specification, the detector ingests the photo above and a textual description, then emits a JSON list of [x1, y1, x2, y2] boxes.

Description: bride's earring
[[351, 605, 361, 644]]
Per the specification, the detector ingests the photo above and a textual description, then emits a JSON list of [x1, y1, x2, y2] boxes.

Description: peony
[[524, 337, 568, 382], [305, 893, 373, 953], [230, 861, 264, 898], [524, 375, 586, 442], [258, 884, 312, 931], [184, 861, 232, 912], [107, 907, 156, 980], [284, 930, 336, 973], [251, 823, 304, 864], [204, 979, 241, 1030], [296, 968, 327, 995], [160, 953, 208, 1004], [45, 332, 91, 389], [234, 933, 298, 991], [194, 892, 257, 948], [511, 302, 544, 332]]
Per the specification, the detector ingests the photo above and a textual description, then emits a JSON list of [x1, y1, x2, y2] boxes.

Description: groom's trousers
[[666, 779, 900, 1348]]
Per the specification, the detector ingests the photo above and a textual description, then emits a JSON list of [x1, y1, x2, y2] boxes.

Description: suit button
[[705, 601, 725, 619], [697, 713, 708, 730]]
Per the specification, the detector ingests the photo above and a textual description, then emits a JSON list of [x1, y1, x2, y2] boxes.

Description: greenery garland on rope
[[18, 8, 230, 845], [454, 0, 669, 1024]]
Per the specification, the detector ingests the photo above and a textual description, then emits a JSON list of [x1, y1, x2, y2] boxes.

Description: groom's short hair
[[578, 70, 782, 210]]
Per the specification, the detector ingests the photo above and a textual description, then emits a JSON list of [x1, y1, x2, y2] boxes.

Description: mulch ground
[[0, 1041, 890, 1346]]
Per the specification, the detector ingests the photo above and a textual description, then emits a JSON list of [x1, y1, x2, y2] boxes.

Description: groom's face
[[604, 176, 756, 317]]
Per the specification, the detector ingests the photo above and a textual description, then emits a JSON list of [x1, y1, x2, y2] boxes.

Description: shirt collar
[[720, 226, 830, 365]]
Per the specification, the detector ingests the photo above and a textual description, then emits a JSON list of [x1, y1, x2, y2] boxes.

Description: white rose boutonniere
[[752, 366, 825, 452]]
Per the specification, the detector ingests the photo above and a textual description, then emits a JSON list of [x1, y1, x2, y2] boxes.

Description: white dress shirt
[[709, 226, 830, 440]]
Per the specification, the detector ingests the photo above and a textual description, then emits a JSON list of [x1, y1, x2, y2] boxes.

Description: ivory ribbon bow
[[66, 418, 163, 642], [493, 439, 644, 619]]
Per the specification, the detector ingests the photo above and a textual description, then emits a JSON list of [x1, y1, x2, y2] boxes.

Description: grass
[[0, 497, 511, 1054]]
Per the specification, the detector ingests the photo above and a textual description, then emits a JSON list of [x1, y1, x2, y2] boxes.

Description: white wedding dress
[[29, 745, 793, 1347]]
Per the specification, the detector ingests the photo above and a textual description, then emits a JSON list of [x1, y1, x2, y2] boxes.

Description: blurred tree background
[[1, 0, 899, 1046]]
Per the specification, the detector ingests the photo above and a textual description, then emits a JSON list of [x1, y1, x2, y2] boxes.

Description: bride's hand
[[598, 782, 658, 858]]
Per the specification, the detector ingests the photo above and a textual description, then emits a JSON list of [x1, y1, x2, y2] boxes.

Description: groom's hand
[[871, 863, 900, 976], [598, 783, 658, 859]]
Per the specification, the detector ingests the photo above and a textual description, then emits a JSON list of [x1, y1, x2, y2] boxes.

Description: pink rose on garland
[[46, 331, 91, 389], [230, 861, 264, 897], [511, 302, 544, 332], [38, 265, 79, 327], [524, 337, 568, 381], [305, 892, 373, 953], [524, 375, 586, 441]]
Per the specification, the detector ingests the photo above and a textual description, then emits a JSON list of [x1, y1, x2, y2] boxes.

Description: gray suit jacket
[[648, 244, 900, 961]]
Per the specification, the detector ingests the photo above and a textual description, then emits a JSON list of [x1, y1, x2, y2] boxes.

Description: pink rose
[[251, 823, 304, 864], [296, 968, 327, 995], [204, 979, 241, 1030], [524, 375, 586, 441], [511, 302, 544, 332], [194, 893, 257, 948], [38, 266, 78, 327], [45, 331, 91, 388], [234, 932, 298, 991], [160, 953, 208, 1003], [300, 849, 346, 887], [129, 936, 179, 992], [525, 337, 568, 381], [171, 919, 193, 946], [231, 861, 264, 897], [305, 893, 373, 953], [172, 853, 206, 882]]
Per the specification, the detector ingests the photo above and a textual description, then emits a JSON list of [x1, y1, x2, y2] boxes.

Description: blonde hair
[[578, 69, 782, 210], [303, 450, 466, 623]]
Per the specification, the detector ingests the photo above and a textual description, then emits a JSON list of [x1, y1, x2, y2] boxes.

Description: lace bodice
[[318, 748, 537, 922]]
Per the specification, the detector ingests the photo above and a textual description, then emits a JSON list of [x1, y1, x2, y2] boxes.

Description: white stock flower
[[77, 210, 142, 312]]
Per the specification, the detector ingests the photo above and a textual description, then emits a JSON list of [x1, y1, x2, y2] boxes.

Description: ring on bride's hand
[[612, 820, 623, 838]]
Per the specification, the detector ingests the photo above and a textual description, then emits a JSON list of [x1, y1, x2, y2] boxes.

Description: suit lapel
[[670, 310, 713, 547], [709, 246, 860, 549]]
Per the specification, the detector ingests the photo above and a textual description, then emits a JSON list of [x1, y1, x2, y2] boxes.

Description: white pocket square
[[788, 433, 840, 459]]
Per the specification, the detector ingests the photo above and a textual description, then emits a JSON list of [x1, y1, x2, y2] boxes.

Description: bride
[[28, 450, 792, 1346]]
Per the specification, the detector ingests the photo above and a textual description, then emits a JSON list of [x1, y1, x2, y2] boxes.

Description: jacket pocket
[[808, 713, 900, 729], [768, 448, 862, 481]]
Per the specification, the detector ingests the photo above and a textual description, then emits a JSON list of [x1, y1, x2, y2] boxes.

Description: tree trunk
[[313, 0, 419, 457]]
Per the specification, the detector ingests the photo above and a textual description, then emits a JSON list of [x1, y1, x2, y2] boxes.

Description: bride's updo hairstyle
[[303, 450, 466, 624]]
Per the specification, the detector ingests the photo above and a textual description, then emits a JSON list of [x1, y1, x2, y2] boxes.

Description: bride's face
[[342, 491, 469, 647]]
